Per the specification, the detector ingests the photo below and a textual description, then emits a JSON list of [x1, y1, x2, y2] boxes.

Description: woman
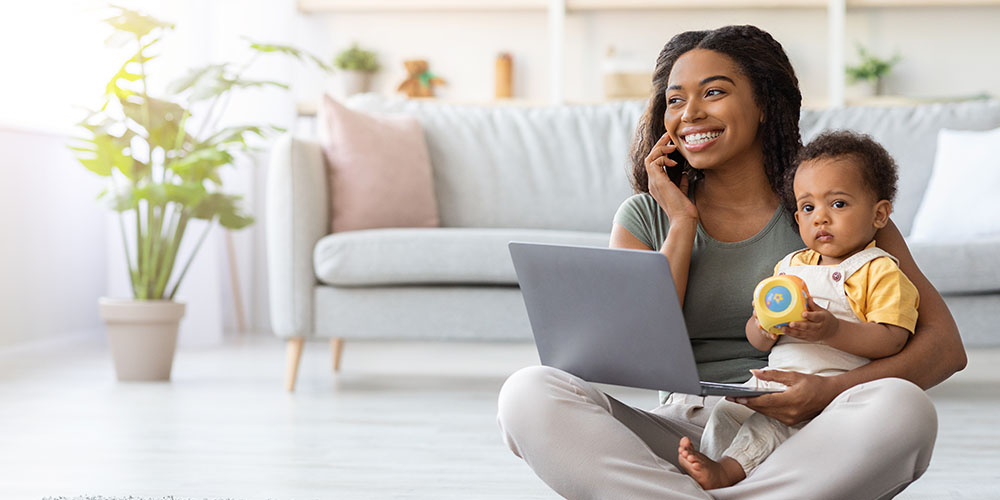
[[496, 25, 966, 499]]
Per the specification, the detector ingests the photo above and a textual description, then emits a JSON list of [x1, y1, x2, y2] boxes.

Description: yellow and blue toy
[[752, 275, 811, 335]]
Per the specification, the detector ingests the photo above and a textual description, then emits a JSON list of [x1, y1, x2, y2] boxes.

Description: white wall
[[2, 2, 999, 344], [0, 128, 107, 346], [846, 6, 1000, 100], [297, 5, 1000, 105]]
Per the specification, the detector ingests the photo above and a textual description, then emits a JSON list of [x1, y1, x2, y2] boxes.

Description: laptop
[[508, 241, 782, 397]]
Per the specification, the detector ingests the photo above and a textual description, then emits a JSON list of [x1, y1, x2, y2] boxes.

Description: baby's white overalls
[[699, 246, 899, 476]]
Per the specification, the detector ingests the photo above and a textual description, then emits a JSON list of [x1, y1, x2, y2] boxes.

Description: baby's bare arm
[[746, 314, 778, 353]]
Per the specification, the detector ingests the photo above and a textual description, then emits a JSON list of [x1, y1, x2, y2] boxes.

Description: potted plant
[[845, 44, 902, 97], [72, 6, 329, 381], [332, 43, 380, 96]]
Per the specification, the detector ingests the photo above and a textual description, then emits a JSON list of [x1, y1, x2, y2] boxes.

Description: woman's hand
[[644, 133, 698, 223], [729, 369, 844, 426]]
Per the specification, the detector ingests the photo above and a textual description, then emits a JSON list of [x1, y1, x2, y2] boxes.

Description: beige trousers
[[497, 365, 937, 500]]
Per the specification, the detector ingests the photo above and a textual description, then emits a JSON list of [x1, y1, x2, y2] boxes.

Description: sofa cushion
[[314, 228, 611, 286], [908, 238, 1000, 294], [799, 100, 1000, 237], [908, 126, 1000, 243], [318, 95, 440, 233], [344, 94, 640, 233]]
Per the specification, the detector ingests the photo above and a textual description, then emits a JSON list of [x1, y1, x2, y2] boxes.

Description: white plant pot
[[337, 70, 372, 97], [846, 79, 877, 103], [99, 298, 185, 382]]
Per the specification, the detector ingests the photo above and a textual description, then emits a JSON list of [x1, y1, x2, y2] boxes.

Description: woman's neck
[[696, 152, 777, 212]]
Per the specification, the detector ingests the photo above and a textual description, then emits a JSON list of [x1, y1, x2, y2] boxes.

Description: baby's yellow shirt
[[773, 241, 920, 333]]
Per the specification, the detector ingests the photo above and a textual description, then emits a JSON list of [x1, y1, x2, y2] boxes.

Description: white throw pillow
[[907, 127, 1000, 243]]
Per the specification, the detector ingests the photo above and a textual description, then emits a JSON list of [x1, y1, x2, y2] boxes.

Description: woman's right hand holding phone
[[644, 133, 698, 224], [646, 132, 700, 305]]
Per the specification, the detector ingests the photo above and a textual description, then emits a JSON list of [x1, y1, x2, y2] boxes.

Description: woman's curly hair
[[629, 25, 803, 213]]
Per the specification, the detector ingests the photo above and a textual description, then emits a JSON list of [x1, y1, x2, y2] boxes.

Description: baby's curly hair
[[786, 130, 898, 205]]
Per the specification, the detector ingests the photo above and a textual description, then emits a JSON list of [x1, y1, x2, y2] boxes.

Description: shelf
[[567, 0, 825, 9], [848, 0, 1000, 5], [298, 0, 546, 13], [297, 0, 1000, 105], [299, 0, 1000, 11]]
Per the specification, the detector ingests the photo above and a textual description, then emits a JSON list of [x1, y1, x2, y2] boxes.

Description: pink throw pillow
[[318, 94, 439, 233]]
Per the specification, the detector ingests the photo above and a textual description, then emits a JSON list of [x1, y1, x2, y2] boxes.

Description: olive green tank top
[[613, 193, 804, 385]]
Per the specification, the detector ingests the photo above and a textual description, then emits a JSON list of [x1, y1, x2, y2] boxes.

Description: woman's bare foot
[[677, 436, 746, 490]]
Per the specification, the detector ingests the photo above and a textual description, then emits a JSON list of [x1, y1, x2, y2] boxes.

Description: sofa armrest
[[266, 134, 329, 339]]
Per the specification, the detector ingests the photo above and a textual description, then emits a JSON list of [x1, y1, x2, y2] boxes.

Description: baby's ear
[[873, 200, 892, 229]]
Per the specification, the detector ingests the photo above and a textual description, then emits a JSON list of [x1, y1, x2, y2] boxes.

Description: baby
[[677, 130, 920, 489]]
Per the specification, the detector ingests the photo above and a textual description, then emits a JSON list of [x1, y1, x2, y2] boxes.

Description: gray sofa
[[267, 96, 1000, 390]]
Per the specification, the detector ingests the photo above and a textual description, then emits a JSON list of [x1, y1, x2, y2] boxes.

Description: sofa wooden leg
[[285, 337, 305, 392], [331, 338, 345, 372]]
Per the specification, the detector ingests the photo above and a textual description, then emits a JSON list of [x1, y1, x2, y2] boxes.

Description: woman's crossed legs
[[497, 365, 936, 500]]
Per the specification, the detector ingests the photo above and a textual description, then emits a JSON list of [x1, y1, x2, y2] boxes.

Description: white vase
[[99, 298, 185, 382], [338, 70, 372, 97], [846, 79, 878, 104]]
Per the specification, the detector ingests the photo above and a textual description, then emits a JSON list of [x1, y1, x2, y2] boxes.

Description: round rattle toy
[[752, 275, 811, 335]]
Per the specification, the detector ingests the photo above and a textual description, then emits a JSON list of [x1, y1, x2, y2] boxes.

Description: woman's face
[[663, 49, 763, 171]]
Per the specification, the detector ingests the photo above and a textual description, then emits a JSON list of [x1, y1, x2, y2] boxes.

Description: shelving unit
[[299, 0, 1000, 11], [298, 0, 1000, 106]]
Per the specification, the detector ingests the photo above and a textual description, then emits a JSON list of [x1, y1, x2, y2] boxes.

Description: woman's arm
[[610, 220, 696, 305], [611, 133, 699, 304], [735, 220, 967, 425], [842, 220, 967, 387]]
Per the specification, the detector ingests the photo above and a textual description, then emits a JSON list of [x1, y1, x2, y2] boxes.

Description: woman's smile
[[679, 128, 725, 152]]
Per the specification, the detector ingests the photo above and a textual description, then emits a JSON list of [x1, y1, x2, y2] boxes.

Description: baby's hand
[[782, 297, 838, 342], [751, 309, 778, 341]]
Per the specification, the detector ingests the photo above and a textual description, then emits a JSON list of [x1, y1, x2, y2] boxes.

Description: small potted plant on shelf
[[72, 6, 330, 381], [333, 43, 380, 96], [845, 44, 902, 98]]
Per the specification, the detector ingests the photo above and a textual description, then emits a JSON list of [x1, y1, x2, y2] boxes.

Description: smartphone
[[664, 140, 684, 186]]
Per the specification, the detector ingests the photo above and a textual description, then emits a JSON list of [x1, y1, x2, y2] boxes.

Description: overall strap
[[776, 248, 810, 273], [839, 245, 899, 281]]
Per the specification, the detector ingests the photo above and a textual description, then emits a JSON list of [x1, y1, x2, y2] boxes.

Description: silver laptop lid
[[509, 241, 703, 394]]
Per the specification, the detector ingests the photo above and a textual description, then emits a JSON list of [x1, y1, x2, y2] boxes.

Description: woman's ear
[[873, 200, 892, 229]]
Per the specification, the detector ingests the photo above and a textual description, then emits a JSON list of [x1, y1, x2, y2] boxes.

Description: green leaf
[[103, 5, 174, 40], [201, 125, 282, 151], [219, 210, 254, 230], [845, 43, 901, 83], [334, 43, 379, 72], [106, 185, 139, 212], [167, 63, 227, 95], [168, 148, 234, 184], [71, 133, 131, 177], [165, 182, 207, 207], [105, 38, 161, 103], [121, 96, 190, 153], [189, 193, 253, 229], [249, 40, 334, 73], [134, 183, 169, 206]]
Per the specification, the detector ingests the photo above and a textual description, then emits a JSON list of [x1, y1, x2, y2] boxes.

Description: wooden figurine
[[397, 59, 446, 98]]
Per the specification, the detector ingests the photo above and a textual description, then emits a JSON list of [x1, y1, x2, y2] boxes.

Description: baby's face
[[793, 157, 885, 262]]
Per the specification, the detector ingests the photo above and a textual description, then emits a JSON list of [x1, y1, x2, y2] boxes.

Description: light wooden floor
[[0, 333, 997, 499]]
